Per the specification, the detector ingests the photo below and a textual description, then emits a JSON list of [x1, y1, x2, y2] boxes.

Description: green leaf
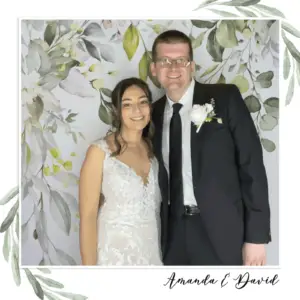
[[264, 97, 279, 118], [82, 39, 101, 61], [282, 21, 300, 38], [44, 291, 61, 300], [123, 24, 139, 60], [0, 186, 19, 205], [101, 88, 112, 98], [200, 64, 219, 78], [257, 71, 274, 88], [3, 229, 10, 261], [234, 20, 247, 32], [50, 190, 71, 235], [56, 248, 77, 265], [235, 6, 258, 17], [44, 22, 57, 46], [206, 28, 224, 63], [261, 138, 276, 152], [0, 199, 19, 232], [11, 244, 21, 286], [238, 63, 247, 74], [217, 73, 226, 84], [24, 269, 44, 300], [222, 0, 260, 6], [244, 95, 261, 113], [254, 4, 285, 18], [27, 95, 44, 121], [282, 30, 300, 63], [286, 74, 295, 105], [216, 21, 238, 48], [192, 32, 205, 49], [207, 8, 239, 17], [296, 62, 300, 86], [98, 101, 112, 125], [65, 113, 78, 123], [283, 47, 291, 80], [139, 52, 148, 81], [83, 22, 105, 38], [231, 75, 249, 94], [260, 114, 278, 131], [35, 274, 64, 288], [191, 20, 216, 28], [55, 291, 88, 300]]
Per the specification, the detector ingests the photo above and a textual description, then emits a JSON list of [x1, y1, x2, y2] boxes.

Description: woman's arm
[[79, 144, 105, 265]]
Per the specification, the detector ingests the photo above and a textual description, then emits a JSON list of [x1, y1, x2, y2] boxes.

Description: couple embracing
[[79, 29, 271, 266]]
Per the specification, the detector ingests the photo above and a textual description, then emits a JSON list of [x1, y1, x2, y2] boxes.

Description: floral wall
[[21, 19, 279, 265]]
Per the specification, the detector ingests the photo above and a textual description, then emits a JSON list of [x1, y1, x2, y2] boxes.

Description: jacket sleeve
[[227, 84, 271, 244]]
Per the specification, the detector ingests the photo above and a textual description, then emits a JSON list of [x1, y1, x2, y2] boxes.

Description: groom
[[151, 29, 271, 266]]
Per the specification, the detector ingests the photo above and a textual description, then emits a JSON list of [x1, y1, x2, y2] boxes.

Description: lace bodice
[[92, 138, 163, 265]]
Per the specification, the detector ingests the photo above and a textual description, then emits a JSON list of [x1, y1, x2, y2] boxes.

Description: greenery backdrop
[[20, 19, 279, 265]]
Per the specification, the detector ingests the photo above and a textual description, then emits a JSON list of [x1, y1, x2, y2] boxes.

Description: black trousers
[[163, 213, 222, 266]]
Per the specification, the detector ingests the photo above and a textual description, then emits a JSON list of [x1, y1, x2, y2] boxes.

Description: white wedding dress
[[92, 139, 163, 266]]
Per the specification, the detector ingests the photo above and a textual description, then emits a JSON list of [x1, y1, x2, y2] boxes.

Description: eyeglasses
[[155, 57, 191, 68]]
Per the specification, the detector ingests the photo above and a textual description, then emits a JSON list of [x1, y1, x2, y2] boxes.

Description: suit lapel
[[190, 82, 210, 188]]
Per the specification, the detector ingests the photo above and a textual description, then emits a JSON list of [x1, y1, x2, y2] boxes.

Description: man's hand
[[242, 243, 266, 266]]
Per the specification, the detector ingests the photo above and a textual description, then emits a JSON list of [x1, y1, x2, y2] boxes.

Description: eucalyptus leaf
[[0, 199, 19, 232], [235, 6, 258, 17], [192, 32, 205, 49], [0, 186, 19, 205], [261, 138, 276, 152], [286, 74, 295, 105], [230, 75, 249, 94], [3, 228, 10, 261], [56, 248, 77, 265], [82, 39, 101, 61], [99, 44, 115, 63], [83, 22, 105, 38], [191, 20, 216, 28], [282, 21, 300, 39], [24, 268, 44, 300], [55, 291, 88, 300], [11, 245, 21, 286], [123, 24, 140, 60], [260, 114, 278, 131], [216, 21, 238, 48], [282, 30, 300, 63], [206, 28, 224, 63], [35, 207, 49, 252], [44, 22, 57, 46], [222, 0, 260, 6], [200, 64, 219, 78], [35, 274, 64, 288], [283, 47, 291, 80], [139, 52, 148, 81], [254, 4, 285, 18], [98, 101, 112, 125], [244, 95, 261, 113], [264, 97, 279, 118], [44, 291, 61, 300], [256, 71, 274, 88], [50, 190, 71, 235], [101, 88, 112, 98]]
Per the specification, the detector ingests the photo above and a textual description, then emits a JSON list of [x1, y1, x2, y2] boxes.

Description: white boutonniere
[[190, 98, 222, 133]]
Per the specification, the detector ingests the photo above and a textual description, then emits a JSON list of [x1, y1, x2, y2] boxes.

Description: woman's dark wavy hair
[[107, 77, 155, 158]]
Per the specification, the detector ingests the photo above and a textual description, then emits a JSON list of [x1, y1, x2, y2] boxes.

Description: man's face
[[150, 42, 195, 97]]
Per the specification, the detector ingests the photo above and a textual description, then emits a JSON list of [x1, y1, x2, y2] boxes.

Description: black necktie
[[169, 103, 184, 216]]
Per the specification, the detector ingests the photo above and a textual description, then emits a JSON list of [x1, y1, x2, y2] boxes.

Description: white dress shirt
[[162, 79, 197, 206]]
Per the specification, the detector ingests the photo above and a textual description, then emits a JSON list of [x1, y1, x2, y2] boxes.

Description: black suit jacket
[[152, 81, 271, 265]]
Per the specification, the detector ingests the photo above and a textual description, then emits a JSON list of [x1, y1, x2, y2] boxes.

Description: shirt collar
[[166, 78, 195, 112]]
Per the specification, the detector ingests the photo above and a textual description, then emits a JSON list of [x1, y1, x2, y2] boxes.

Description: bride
[[79, 77, 163, 265]]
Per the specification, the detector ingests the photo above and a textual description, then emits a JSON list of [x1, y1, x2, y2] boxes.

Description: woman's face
[[120, 85, 151, 132]]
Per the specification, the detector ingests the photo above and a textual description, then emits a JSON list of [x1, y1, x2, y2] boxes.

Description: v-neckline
[[103, 138, 153, 187]]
